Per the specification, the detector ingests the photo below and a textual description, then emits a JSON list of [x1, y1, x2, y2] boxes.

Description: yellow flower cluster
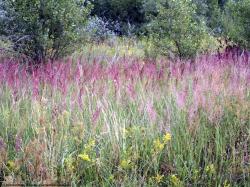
[[205, 164, 215, 175], [170, 174, 181, 186], [163, 133, 172, 143], [153, 139, 165, 152], [223, 180, 231, 187], [7, 160, 15, 171], [119, 159, 132, 170], [64, 157, 75, 172], [78, 139, 96, 163], [154, 174, 164, 183], [84, 139, 96, 152], [153, 133, 172, 153], [78, 153, 91, 162]]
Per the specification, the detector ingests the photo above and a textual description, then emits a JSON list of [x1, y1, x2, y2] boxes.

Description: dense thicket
[[0, 0, 91, 63], [90, 0, 228, 36], [223, 0, 250, 49], [149, 0, 213, 59], [0, 0, 250, 62]]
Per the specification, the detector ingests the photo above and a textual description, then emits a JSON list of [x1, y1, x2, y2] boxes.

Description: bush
[[223, 0, 250, 49], [0, 0, 92, 63], [0, 37, 15, 59], [149, 0, 214, 59]]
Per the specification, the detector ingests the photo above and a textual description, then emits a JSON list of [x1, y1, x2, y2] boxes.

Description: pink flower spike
[[146, 101, 157, 122], [92, 107, 101, 124]]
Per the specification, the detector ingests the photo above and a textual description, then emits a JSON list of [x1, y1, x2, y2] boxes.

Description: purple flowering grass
[[0, 50, 249, 117]]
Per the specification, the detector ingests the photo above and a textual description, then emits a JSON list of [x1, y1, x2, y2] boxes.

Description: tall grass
[[0, 51, 249, 186]]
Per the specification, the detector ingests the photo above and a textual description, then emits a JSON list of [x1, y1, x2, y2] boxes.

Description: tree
[[193, 0, 226, 35], [223, 0, 250, 49], [0, 0, 92, 63], [149, 0, 212, 59]]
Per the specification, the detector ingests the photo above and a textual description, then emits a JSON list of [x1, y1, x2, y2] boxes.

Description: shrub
[[149, 0, 215, 59], [223, 0, 250, 49], [0, 37, 15, 59], [0, 0, 92, 63]]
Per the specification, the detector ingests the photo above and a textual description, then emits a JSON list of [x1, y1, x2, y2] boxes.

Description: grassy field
[[0, 48, 249, 186]]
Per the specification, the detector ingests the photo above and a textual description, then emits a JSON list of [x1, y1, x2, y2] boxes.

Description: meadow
[[0, 46, 249, 186]]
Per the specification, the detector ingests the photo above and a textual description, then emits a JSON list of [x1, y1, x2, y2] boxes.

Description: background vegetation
[[0, 0, 250, 61]]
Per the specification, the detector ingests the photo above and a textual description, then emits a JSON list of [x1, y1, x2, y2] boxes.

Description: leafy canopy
[[0, 0, 92, 62], [149, 0, 212, 59], [223, 0, 250, 49]]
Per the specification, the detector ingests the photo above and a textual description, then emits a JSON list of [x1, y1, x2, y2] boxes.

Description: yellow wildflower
[[163, 133, 172, 143], [109, 175, 114, 181], [64, 157, 75, 172], [154, 174, 164, 183], [153, 139, 164, 152], [205, 164, 215, 175], [120, 159, 131, 170], [223, 180, 231, 187], [7, 161, 15, 170], [84, 139, 96, 152], [170, 174, 181, 186], [86, 139, 95, 148], [78, 153, 91, 162]]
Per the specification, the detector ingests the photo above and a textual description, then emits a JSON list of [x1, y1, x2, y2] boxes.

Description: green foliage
[[206, 0, 222, 33], [223, 0, 250, 49], [193, 0, 224, 35], [149, 0, 214, 59], [0, 0, 91, 62], [0, 37, 15, 59], [1, 0, 249, 61], [91, 0, 148, 35]]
